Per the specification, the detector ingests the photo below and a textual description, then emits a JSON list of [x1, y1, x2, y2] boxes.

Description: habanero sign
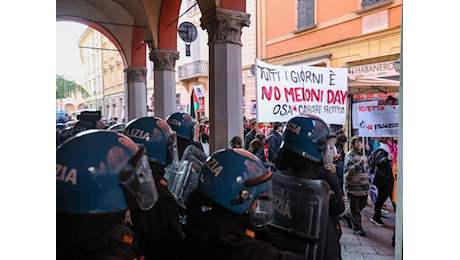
[[348, 60, 400, 79]]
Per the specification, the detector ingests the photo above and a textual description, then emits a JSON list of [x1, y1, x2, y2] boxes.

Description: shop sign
[[348, 60, 400, 78]]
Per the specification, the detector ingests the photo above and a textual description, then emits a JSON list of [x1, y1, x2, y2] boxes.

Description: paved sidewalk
[[340, 198, 396, 260]]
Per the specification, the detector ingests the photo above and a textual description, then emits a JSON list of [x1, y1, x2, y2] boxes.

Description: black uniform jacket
[[180, 193, 307, 260]]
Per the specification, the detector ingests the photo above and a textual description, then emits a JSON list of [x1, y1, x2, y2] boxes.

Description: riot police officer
[[57, 111, 107, 148], [180, 149, 307, 260], [56, 130, 158, 259], [275, 115, 345, 260], [124, 116, 185, 260], [166, 112, 204, 159]]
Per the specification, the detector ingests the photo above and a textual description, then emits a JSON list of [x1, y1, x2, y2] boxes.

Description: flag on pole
[[189, 89, 199, 119]]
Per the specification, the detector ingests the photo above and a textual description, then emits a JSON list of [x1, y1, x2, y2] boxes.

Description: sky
[[56, 21, 88, 81]]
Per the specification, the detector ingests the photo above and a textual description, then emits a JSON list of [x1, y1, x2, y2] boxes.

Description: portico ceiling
[[56, 0, 247, 67], [56, 0, 180, 67]]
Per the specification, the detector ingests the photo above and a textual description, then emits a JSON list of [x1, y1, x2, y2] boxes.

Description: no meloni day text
[[255, 59, 348, 124]]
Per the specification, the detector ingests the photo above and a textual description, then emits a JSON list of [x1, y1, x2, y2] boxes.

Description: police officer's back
[[180, 149, 307, 260], [274, 115, 345, 260], [124, 117, 185, 260], [166, 112, 204, 159]]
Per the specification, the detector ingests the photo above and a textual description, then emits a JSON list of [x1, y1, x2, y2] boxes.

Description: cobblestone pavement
[[340, 198, 396, 260]]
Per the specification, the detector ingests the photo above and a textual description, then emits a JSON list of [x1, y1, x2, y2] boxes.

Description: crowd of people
[[56, 112, 398, 259], [239, 117, 397, 246]]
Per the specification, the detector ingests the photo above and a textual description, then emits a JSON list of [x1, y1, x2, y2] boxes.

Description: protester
[[245, 119, 259, 150], [274, 115, 345, 259], [391, 138, 398, 209], [391, 156, 398, 247], [244, 116, 252, 137], [364, 137, 374, 157], [335, 134, 350, 228], [343, 136, 370, 236], [199, 123, 209, 143], [370, 137, 394, 227], [180, 149, 307, 260], [329, 124, 344, 135], [366, 137, 378, 210], [230, 136, 243, 148], [249, 138, 269, 168], [334, 133, 347, 194], [267, 122, 283, 169]]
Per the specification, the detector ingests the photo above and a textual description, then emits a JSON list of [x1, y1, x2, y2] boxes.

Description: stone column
[[150, 49, 180, 119], [124, 67, 147, 122], [201, 8, 250, 154]]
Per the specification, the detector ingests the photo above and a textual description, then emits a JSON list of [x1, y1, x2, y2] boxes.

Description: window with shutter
[[362, 0, 387, 8], [298, 0, 315, 29]]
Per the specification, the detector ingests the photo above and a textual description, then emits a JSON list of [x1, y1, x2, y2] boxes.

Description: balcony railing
[[178, 60, 208, 80]]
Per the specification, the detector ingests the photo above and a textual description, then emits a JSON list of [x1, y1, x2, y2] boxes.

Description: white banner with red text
[[354, 104, 399, 137], [255, 59, 348, 124]]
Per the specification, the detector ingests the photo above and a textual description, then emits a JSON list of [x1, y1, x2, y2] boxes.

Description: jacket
[[126, 172, 185, 260], [181, 193, 307, 260], [372, 147, 394, 189], [267, 130, 282, 163], [245, 129, 257, 150], [344, 149, 370, 196], [255, 146, 269, 168], [57, 213, 145, 260]]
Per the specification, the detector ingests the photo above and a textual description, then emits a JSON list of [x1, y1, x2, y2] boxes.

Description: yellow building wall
[[260, 0, 402, 64], [265, 27, 400, 68]]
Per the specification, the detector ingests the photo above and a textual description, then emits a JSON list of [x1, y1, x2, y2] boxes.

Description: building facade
[[78, 27, 126, 121], [241, 0, 257, 121], [175, 0, 210, 120], [174, 0, 257, 122], [256, 0, 401, 132], [79, 28, 104, 114], [101, 34, 125, 121]]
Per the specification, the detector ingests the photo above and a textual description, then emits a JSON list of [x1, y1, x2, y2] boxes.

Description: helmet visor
[[119, 146, 159, 210], [167, 132, 180, 167], [191, 122, 198, 142], [249, 182, 274, 227], [322, 135, 337, 173]]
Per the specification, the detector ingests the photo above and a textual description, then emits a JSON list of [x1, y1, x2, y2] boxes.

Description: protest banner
[[355, 104, 399, 137], [250, 100, 257, 114], [353, 92, 399, 103], [193, 85, 205, 98], [255, 59, 348, 124], [352, 101, 377, 128]]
